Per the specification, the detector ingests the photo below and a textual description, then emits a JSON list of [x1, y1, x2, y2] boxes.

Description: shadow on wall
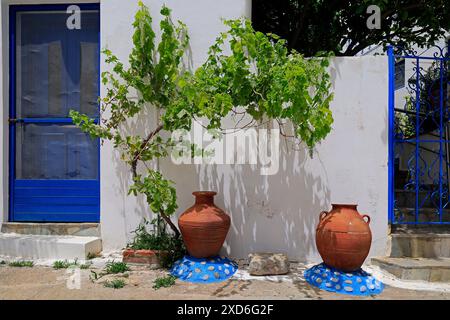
[[191, 59, 346, 262], [107, 104, 160, 244], [195, 143, 331, 263], [106, 57, 389, 259], [104, 35, 196, 245]]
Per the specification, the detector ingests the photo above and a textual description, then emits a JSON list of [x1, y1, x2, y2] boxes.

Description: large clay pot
[[178, 191, 231, 258], [316, 204, 372, 272]]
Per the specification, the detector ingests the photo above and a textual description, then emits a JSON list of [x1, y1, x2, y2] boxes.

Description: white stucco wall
[[160, 56, 389, 262], [0, 0, 389, 263], [99, 0, 389, 261], [99, 0, 253, 250]]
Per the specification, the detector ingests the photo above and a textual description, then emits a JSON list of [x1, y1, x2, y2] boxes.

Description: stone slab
[[0, 233, 102, 260], [248, 253, 289, 276]]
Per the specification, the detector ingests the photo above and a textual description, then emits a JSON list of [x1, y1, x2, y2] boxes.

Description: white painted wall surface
[[0, 0, 389, 263], [99, 0, 253, 251], [100, 0, 389, 262], [160, 56, 389, 262]]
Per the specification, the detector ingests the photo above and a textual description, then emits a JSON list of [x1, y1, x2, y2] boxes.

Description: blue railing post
[[388, 46, 395, 224], [414, 58, 420, 224], [447, 38, 450, 57], [439, 59, 444, 222], [388, 44, 450, 225]]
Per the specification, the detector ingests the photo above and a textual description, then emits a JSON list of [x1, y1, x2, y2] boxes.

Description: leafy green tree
[[252, 0, 450, 56], [70, 2, 334, 237]]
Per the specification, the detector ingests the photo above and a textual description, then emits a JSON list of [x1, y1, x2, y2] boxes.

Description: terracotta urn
[[316, 204, 372, 272], [178, 191, 231, 258]]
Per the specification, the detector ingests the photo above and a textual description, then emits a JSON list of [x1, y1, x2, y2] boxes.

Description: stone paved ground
[[0, 263, 449, 300]]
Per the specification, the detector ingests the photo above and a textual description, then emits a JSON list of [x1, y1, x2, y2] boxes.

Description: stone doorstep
[[1, 222, 101, 237], [0, 232, 102, 260], [371, 257, 450, 282], [122, 248, 168, 266], [390, 234, 450, 258]]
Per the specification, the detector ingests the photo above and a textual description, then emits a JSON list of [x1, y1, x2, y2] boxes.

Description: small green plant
[[9, 261, 34, 267], [53, 260, 69, 269], [80, 263, 92, 270], [105, 261, 130, 274], [128, 219, 186, 269], [53, 259, 79, 269], [0, 260, 6, 265], [104, 279, 126, 289], [52, 259, 91, 270], [152, 275, 176, 290], [90, 270, 99, 282], [89, 263, 128, 285]]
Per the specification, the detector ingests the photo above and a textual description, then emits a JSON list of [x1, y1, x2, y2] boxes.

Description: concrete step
[[390, 233, 450, 258], [0, 233, 102, 260], [1, 223, 100, 237], [371, 257, 450, 282]]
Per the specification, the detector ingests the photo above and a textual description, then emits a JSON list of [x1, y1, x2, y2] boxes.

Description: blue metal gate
[[389, 44, 450, 224]]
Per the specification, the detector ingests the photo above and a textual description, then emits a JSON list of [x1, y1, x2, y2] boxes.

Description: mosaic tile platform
[[304, 263, 384, 296], [170, 255, 238, 283]]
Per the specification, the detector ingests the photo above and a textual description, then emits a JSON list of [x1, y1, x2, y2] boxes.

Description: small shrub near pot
[[124, 219, 186, 269]]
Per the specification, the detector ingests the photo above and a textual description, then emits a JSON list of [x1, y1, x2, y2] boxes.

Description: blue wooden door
[[9, 4, 100, 222]]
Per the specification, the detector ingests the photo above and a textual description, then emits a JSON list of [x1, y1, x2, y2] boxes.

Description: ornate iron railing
[[389, 44, 450, 224]]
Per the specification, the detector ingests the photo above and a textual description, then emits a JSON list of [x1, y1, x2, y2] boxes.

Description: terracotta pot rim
[[331, 203, 358, 208], [192, 191, 217, 197]]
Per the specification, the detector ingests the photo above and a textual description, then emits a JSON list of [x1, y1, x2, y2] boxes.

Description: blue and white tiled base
[[170, 255, 238, 283], [304, 263, 384, 296]]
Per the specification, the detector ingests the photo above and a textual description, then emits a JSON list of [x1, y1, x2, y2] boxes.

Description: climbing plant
[[70, 2, 334, 238]]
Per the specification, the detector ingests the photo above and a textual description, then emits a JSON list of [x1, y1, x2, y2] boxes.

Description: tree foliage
[[252, 0, 450, 56], [70, 2, 334, 236]]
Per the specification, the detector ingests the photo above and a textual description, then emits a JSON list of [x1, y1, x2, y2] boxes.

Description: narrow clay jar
[[316, 204, 372, 272], [178, 191, 231, 258]]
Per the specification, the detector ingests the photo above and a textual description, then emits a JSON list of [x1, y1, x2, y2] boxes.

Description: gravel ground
[[0, 262, 449, 300]]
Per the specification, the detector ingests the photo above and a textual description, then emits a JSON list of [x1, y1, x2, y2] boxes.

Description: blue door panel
[[14, 196, 100, 206], [10, 4, 100, 223], [14, 181, 99, 199], [13, 180, 99, 221], [14, 205, 100, 214], [14, 180, 99, 188]]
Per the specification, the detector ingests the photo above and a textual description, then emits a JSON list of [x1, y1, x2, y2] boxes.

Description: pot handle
[[361, 215, 371, 224], [319, 211, 329, 221]]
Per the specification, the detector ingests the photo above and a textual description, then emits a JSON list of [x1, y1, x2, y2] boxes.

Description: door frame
[[8, 3, 101, 222]]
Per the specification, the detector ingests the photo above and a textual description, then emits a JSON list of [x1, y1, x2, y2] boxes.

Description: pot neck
[[332, 204, 358, 210], [193, 191, 217, 205]]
